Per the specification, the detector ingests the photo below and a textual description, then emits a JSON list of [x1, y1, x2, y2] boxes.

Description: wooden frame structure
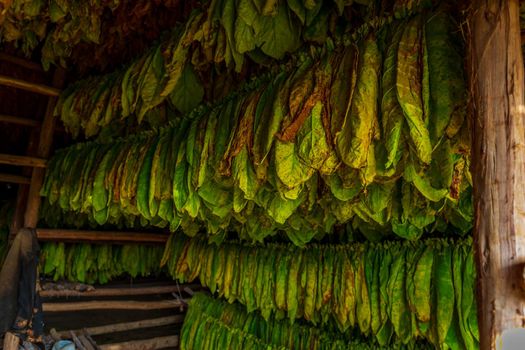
[[1, 1, 525, 347]]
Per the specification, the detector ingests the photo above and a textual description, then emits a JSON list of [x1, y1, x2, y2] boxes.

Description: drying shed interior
[[0, 0, 525, 349]]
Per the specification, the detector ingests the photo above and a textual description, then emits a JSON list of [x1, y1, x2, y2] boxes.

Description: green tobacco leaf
[[169, 63, 204, 114]]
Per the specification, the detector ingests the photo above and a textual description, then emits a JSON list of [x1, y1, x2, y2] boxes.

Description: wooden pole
[[470, 0, 525, 348], [0, 74, 61, 96], [0, 173, 31, 185], [24, 68, 66, 228], [56, 315, 185, 338], [0, 114, 40, 127], [0, 153, 47, 168], [0, 53, 43, 72], [99, 336, 179, 350], [35, 228, 169, 244], [42, 299, 187, 312], [40, 285, 184, 298]]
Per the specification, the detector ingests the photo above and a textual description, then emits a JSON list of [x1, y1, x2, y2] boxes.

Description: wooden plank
[[42, 299, 187, 312], [0, 114, 40, 127], [99, 336, 179, 350], [0, 53, 43, 72], [35, 228, 169, 244], [469, 0, 525, 348], [24, 68, 66, 228], [57, 315, 185, 338], [0, 74, 60, 96], [0, 173, 30, 184], [41, 285, 183, 298], [0, 153, 46, 168]]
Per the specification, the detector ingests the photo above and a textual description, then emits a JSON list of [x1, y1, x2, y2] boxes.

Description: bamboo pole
[[0, 153, 47, 168], [56, 315, 185, 338], [0, 173, 31, 184], [35, 228, 169, 244], [42, 299, 187, 312], [24, 68, 66, 228], [99, 336, 178, 350], [0, 114, 40, 127], [0, 74, 61, 96], [469, 0, 525, 348]]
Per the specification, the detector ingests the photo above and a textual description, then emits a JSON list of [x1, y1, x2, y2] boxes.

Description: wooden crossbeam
[[40, 285, 183, 298], [0, 173, 31, 184], [0, 153, 47, 168], [43, 299, 187, 312], [99, 336, 179, 350], [0, 74, 60, 96], [0, 114, 40, 127], [35, 228, 169, 244], [0, 53, 43, 72]]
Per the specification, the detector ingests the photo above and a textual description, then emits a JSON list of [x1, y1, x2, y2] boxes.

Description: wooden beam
[[24, 68, 66, 228], [0, 53, 43, 72], [470, 0, 525, 348], [0, 74, 61, 96], [35, 228, 169, 244], [99, 336, 179, 350], [0, 173, 30, 184], [0, 114, 40, 127], [42, 299, 187, 312], [0, 153, 47, 168], [56, 316, 185, 338], [40, 285, 183, 298]]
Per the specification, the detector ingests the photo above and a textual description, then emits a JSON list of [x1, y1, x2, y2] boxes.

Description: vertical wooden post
[[470, 0, 525, 348], [23, 68, 65, 228]]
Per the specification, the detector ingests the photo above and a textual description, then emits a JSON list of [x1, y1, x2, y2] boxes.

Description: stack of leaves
[[42, 12, 471, 244], [164, 234, 478, 348], [181, 292, 432, 350], [39, 242, 164, 284]]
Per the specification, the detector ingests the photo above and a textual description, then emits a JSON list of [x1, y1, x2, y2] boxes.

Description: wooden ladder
[[0, 54, 65, 236]]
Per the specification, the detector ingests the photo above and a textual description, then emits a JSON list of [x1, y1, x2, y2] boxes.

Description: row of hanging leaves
[[181, 292, 433, 350], [167, 235, 478, 349], [41, 11, 471, 244]]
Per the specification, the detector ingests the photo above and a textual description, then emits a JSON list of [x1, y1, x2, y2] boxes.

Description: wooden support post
[[24, 68, 65, 228], [469, 0, 525, 348]]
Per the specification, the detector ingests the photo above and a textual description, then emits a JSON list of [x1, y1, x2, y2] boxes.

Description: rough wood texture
[[0, 114, 40, 127], [41, 285, 182, 298], [0, 74, 60, 96], [42, 299, 187, 312], [99, 336, 178, 350], [2, 333, 19, 350], [470, 0, 525, 348], [24, 68, 66, 228], [35, 228, 169, 244], [0, 153, 47, 168], [0, 173, 30, 184], [57, 315, 184, 338], [0, 53, 43, 72]]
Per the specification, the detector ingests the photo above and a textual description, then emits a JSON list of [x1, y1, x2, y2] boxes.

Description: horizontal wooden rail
[[0, 173, 31, 184], [36, 228, 170, 244], [43, 299, 187, 312], [99, 336, 179, 350], [0, 114, 40, 127], [41, 285, 184, 298], [57, 315, 184, 338], [0, 153, 47, 168], [0, 74, 61, 96], [0, 53, 43, 72]]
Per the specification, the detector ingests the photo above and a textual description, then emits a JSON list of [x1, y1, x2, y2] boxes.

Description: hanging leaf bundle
[[165, 235, 479, 349], [42, 13, 471, 244], [181, 292, 432, 350], [39, 242, 164, 284]]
